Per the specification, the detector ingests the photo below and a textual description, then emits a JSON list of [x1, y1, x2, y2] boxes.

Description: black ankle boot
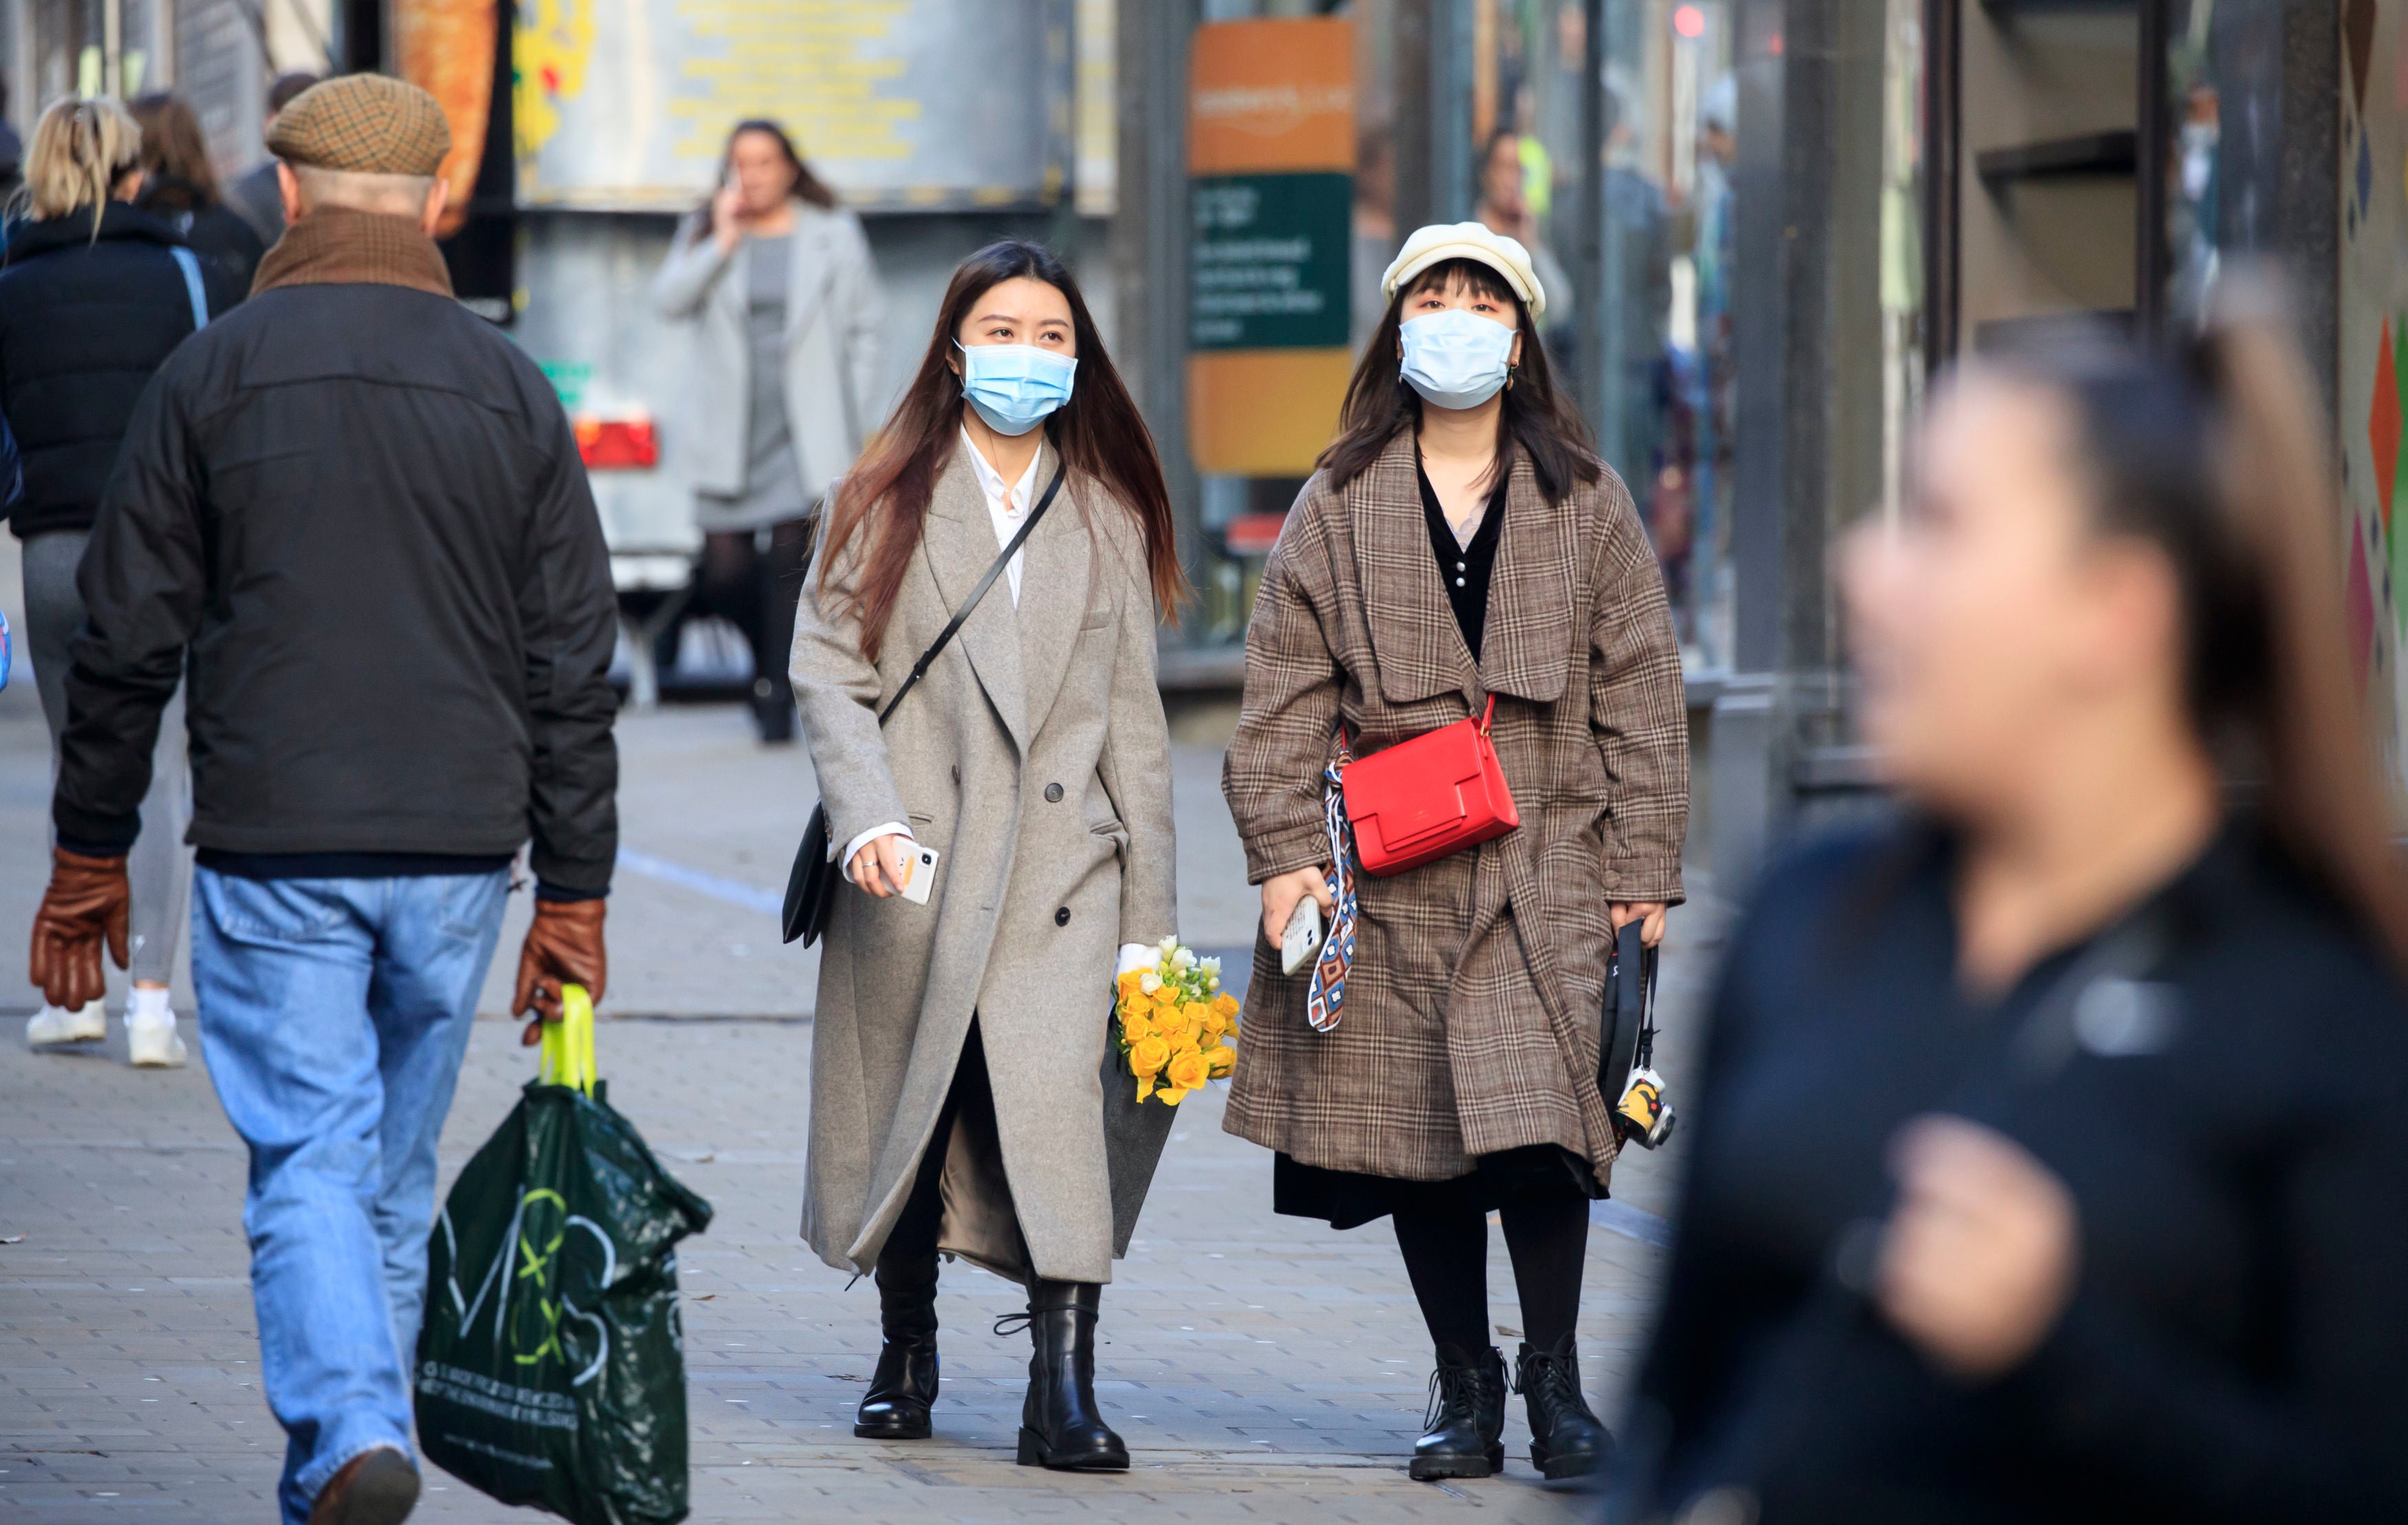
[[1411, 1342, 1507, 1480], [854, 1253, 939, 1439], [1514, 1332, 1613, 1480], [1009, 1279, 1128, 1471]]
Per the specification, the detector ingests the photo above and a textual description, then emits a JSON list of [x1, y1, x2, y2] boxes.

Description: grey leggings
[[21, 530, 191, 987]]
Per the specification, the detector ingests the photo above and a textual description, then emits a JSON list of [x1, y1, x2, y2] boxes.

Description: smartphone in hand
[[898, 844, 940, 905], [1280, 896, 1324, 975]]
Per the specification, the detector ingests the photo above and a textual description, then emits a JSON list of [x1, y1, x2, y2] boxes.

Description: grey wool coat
[[1221, 430, 1688, 1188], [790, 437, 1178, 1284], [649, 201, 885, 506]]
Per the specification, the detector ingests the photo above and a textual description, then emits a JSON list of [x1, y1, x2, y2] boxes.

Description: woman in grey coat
[[788, 240, 1185, 1471], [652, 119, 883, 741]]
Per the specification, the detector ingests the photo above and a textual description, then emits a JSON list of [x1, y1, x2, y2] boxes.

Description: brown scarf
[[250, 204, 454, 299]]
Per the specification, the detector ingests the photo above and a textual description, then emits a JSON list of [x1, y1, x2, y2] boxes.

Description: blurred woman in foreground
[[1618, 285, 2408, 1524]]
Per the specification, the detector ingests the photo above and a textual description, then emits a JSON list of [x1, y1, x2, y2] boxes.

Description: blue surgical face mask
[[1398, 308, 1516, 411], [957, 341, 1078, 437]]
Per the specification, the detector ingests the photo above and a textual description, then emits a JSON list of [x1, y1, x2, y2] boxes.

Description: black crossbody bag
[[781, 463, 1066, 946]]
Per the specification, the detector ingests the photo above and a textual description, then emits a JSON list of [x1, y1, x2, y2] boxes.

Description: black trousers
[[1390, 1180, 1591, 1356], [694, 517, 814, 734]]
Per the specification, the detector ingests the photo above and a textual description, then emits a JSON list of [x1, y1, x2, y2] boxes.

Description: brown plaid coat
[[1220, 430, 1688, 1185]]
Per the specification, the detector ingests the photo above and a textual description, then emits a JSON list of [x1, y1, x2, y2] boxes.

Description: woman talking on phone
[[789, 239, 1182, 1471], [653, 118, 883, 742], [1221, 222, 1688, 1481]]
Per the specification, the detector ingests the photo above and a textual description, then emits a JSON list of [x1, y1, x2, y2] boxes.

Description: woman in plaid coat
[[1221, 223, 1688, 1482]]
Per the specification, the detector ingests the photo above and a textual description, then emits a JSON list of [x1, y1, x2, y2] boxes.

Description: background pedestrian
[[25, 75, 619, 1525], [130, 92, 267, 294], [1617, 290, 2408, 1523], [224, 70, 321, 247], [653, 118, 884, 742], [1222, 221, 1688, 1482], [791, 237, 1181, 1471], [1, 95, 228, 1064]]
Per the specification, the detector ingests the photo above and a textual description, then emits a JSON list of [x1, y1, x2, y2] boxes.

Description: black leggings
[[694, 517, 815, 721], [1391, 1190, 1591, 1355]]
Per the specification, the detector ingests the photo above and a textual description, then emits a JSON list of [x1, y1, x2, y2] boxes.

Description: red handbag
[[1340, 694, 1520, 876]]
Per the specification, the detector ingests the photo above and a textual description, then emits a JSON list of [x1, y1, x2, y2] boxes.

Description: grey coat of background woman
[[788, 440, 1176, 1286], [652, 187, 885, 742], [651, 201, 884, 522]]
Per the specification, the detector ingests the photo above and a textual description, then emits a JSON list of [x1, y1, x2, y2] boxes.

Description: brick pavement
[[0, 539, 1720, 1519]]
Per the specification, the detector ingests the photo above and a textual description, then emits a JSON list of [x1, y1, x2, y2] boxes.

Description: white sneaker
[[28, 1001, 109, 1046], [126, 1014, 189, 1068]]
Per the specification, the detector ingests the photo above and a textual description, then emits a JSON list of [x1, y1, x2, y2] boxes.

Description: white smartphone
[[1280, 896, 1324, 975], [897, 843, 940, 906]]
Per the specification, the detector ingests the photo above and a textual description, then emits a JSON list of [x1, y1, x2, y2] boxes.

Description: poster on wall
[[1187, 17, 1356, 477], [513, 0, 1072, 212], [2339, 0, 2408, 786]]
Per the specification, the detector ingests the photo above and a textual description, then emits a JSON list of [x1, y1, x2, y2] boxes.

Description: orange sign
[[394, 0, 497, 238], [1187, 17, 1356, 479], [1189, 19, 1355, 176]]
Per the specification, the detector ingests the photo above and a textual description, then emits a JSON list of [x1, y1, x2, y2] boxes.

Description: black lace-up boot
[[1009, 1279, 1129, 1471], [1514, 1331, 1613, 1479], [854, 1252, 940, 1439], [1410, 1342, 1507, 1480]]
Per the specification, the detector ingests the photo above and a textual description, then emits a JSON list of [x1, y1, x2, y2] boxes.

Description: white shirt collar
[[962, 427, 1044, 517], [960, 428, 1045, 604]]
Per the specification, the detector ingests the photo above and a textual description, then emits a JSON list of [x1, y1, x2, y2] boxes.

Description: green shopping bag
[[416, 988, 714, 1524]]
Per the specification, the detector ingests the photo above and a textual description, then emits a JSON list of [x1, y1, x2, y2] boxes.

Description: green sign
[[1191, 171, 1353, 351]]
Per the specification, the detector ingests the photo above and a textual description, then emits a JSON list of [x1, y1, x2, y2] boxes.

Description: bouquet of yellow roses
[[1115, 938, 1240, 1105]]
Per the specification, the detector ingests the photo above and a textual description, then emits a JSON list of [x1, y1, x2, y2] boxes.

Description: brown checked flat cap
[[267, 74, 450, 175]]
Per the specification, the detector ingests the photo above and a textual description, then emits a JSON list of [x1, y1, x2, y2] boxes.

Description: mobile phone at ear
[[1280, 896, 1323, 975]]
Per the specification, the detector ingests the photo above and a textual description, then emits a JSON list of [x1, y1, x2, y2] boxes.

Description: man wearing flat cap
[[28, 74, 618, 1525]]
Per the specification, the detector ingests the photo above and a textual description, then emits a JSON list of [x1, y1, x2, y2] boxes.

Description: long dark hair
[[129, 94, 219, 208], [1985, 278, 2408, 973], [700, 118, 837, 215], [1318, 256, 1600, 502], [815, 239, 1185, 662]]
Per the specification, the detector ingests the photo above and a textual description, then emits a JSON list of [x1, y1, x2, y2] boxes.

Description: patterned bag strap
[[1305, 728, 1358, 1033]]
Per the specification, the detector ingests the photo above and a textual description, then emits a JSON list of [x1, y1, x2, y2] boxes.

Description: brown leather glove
[[29, 847, 131, 1010], [513, 896, 607, 1045]]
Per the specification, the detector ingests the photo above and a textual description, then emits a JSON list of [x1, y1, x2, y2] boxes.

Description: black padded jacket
[[0, 202, 233, 539], [51, 270, 619, 895]]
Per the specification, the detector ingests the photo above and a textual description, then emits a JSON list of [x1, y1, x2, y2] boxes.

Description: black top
[[1621, 819, 2408, 1524], [51, 279, 621, 897], [139, 179, 267, 297], [0, 202, 236, 540], [1416, 453, 1508, 662]]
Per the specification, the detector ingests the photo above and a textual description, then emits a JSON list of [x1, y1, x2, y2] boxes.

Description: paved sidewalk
[[0, 541, 1719, 1519], [3, 1015, 1689, 1521]]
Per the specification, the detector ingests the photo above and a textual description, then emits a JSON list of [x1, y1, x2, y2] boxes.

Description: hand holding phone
[[1280, 896, 1323, 976]]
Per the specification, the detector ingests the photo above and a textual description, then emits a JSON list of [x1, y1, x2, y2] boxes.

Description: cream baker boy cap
[[1378, 221, 1549, 319]]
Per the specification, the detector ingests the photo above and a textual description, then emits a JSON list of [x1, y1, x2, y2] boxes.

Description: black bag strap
[[873, 460, 1065, 727]]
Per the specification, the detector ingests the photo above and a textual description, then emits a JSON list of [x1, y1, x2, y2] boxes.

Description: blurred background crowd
[[4, 1, 2392, 899]]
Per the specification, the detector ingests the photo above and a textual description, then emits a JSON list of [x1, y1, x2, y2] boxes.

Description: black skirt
[[1273, 1144, 1604, 1231]]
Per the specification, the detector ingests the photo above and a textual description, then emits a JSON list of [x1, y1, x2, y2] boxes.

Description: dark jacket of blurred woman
[[131, 92, 265, 294], [652, 119, 883, 741], [0, 96, 228, 1061], [1223, 222, 1688, 1483], [1616, 292, 2408, 1524]]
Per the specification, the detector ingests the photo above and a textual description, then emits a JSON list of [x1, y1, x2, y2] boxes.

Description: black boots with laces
[[853, 1252, 940, 1440], [1411, 1342, 1508, 1480], [1514, 1330, 1613, 1479], [1009, 1279, 1129, 1471]]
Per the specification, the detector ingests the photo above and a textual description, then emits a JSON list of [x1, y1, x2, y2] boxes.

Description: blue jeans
[[191, 867, 510, 1524]]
